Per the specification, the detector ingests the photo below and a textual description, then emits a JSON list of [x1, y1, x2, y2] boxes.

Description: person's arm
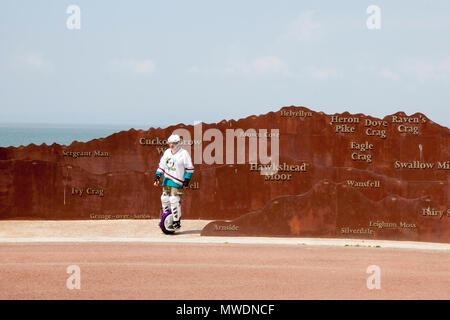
[[183, 151, 194, 187], [154, 152, 167, 185]]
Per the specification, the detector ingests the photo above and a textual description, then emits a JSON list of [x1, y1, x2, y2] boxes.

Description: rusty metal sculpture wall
[[0, 106, 448, 242]]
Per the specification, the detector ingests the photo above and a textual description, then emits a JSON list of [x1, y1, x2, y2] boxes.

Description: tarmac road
[[0, 242, 449, 300]]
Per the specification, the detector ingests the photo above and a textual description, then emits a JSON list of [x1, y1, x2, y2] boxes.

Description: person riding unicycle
[[153, 134, 194, 229]]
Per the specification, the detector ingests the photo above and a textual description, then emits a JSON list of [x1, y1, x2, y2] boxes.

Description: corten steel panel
[[0, 106, 448, 242]]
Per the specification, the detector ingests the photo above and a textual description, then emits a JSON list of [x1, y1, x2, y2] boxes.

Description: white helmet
[[167, 134, 181, 144]]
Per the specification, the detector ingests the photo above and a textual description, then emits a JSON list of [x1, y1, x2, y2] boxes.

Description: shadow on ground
[[174, 229, 202, 235]]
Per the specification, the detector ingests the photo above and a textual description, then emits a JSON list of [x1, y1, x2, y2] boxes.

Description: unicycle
[[159, 208, 176, 234]]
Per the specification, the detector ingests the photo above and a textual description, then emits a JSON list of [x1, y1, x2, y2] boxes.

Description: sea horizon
[[0, 123, 152, 148]]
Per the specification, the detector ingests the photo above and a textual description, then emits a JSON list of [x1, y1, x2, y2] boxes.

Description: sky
[[0, 0, 449, 128]]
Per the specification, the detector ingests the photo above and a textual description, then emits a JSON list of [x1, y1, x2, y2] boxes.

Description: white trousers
[[161, 186, 183, 222]]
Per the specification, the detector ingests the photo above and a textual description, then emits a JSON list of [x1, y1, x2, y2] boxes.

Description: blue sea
[[0, 125, 146, 148]]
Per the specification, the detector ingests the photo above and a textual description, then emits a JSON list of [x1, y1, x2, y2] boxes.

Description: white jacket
[[156, 147, 194, 187]]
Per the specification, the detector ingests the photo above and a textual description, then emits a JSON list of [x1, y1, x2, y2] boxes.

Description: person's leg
[[169, 187, 183, 227], [160, 186, 171, 214]]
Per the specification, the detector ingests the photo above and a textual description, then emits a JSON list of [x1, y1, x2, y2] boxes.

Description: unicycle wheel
[[160, 211, 175, 234]]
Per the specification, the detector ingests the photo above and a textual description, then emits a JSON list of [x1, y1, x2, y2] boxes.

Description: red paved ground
[[0, 242, 448, 299]]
